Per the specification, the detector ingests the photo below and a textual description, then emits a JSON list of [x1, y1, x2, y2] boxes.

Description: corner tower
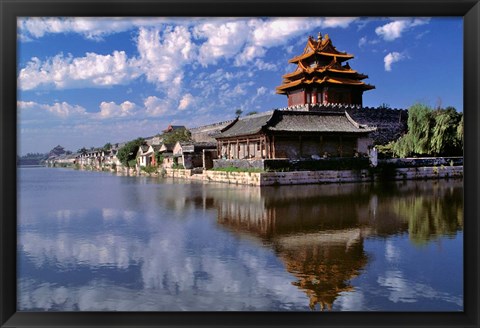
[[276, 33, 375, 107]]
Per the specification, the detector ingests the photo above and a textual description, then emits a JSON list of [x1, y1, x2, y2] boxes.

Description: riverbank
[[163, 165, 463, 186], [54, 157, 464, 186]]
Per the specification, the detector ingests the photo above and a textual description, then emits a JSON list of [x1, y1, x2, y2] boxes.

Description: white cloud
[[98, 101, 137, 119], [178, 93, 195, 111], [18, 17, 360, 93], [323, 17, 358, 28], [235, 45, 267, 66], [234, 17, 357, 66], [232, 84, 247, 96], [18, 51, 139, 90], [18, 100, 87, 118], [375, 18, 430, 41], [384, 51, 406, 71], [144, 96, 170, 117], [256, 86, 268, 96], [358, 36, 380, 48], [250, 18, 320, 47], [194, 21, 249, 66], [134, 26, 194, 101], [18, 17, 173, 41], [359, 36, 368, 47]]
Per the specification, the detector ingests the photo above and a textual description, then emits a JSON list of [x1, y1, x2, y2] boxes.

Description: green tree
[[103, 142, 112, 151], [246, 111, 258, 116], [430, 107, 462, 155], [235, 109, 243, 117], [391, 104, 463, 157], [162, 128, 191, 145], [406, 103, 433, 155], [456, 114, 464, 151], [116, 138, 145, 167], [49, 145, 66, 156], [155, 151, 164, 165], [77, 147, 88, 155]]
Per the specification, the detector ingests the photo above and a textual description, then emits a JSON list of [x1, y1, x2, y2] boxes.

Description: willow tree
[[392, 104, 463, 157], [456, 114, 464, 151], [392, 104, 432, 157], [430, 107, 463, 155]]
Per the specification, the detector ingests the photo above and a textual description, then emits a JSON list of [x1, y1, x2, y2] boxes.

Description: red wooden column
[[227, 141, 231, 159], [272, 135, 276, 159]]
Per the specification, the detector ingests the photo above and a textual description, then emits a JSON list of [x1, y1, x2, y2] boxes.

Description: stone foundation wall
[[213, 159, 265, 169], [165, 168, 193, 179], [203, 171, 262, 185], [162, 166, 463, 186], [75, 159, 463, 186]]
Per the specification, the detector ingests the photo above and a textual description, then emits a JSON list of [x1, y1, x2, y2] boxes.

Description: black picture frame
[[1, 0, 479, 327]]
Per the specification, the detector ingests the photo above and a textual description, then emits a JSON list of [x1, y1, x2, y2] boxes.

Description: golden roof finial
[[318, 32, 323, 41]]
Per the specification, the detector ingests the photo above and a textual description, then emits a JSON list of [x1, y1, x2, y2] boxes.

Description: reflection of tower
[[274, 232, 369, 311], [212, 184, 373, 310]]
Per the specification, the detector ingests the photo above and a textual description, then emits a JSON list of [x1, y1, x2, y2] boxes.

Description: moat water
[[17, 167, 463, 311]]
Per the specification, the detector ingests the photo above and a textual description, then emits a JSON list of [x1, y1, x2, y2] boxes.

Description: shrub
[[141, 165, 157, 174], [172, 163, 185, 169]]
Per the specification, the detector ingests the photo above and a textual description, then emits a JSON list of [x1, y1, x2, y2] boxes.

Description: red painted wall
[[288, 90, 306, 106]]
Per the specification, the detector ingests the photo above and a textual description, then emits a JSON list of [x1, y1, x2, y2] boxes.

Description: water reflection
[[17, 168, 463, 311], [210, 181, 463, 310]]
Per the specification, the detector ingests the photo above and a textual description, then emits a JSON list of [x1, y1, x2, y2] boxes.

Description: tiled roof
[[216, 110, 375, 139], [160, 143, 175, 152], [268, 111, 376, 133], [217, 111, 275, 137]]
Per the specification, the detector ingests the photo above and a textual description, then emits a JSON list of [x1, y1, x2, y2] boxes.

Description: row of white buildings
[[46, 127, 220, 172]]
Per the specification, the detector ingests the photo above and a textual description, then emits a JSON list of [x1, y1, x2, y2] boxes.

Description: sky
[[17, 17, 463, 155]]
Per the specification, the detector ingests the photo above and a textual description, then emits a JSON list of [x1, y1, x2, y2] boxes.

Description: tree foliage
[[391, 103, 463, 157], [49, 145, 66, 157], [77, 147, 88, 155], [162, 128, 191, 145], [103, 142, 112, 151], [116, 138, 145, 167]]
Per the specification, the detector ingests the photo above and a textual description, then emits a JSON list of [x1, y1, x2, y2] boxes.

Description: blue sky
[[17, 17, 463, 155]]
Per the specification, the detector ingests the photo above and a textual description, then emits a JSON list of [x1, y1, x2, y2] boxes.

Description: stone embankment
[[71, 157, 463, 186], [162, 164, 462, 186]]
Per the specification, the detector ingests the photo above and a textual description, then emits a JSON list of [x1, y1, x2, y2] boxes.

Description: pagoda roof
[[276, 76, 375, 94], [282, 59, 368, 81], [216, 110, 376, 139], [276, 34, 375, 94], [288, 33, 353, 64]]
